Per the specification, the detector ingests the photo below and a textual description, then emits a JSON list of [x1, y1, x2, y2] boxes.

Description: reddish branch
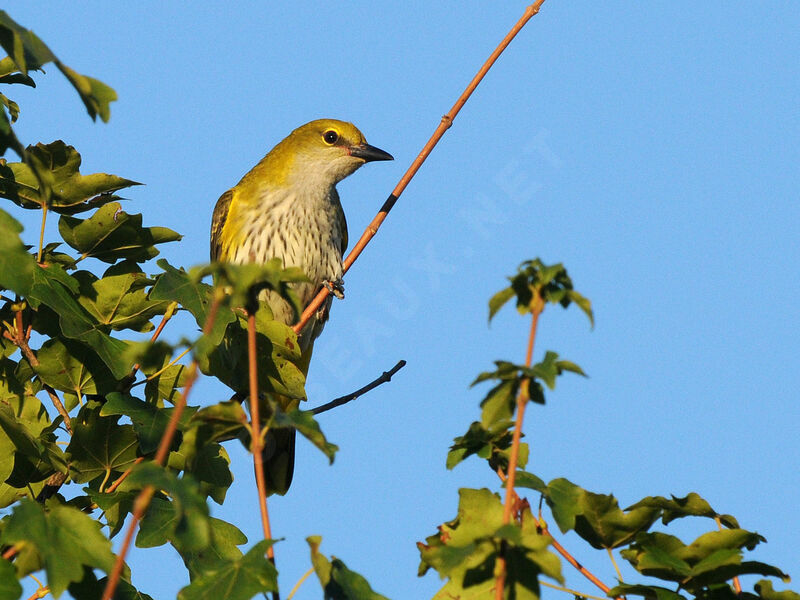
[[246, 311, 276, 562], [495, 307, 542, 599], [294, 1, 549, 335], [496, 469, 618, 599]]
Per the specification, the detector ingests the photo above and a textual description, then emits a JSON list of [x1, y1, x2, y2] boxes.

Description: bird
[[210, 119, 393, 495]]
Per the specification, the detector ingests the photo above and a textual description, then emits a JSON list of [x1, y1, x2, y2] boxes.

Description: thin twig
[[6, 311, 72, 434], [130, 301, 179, 377], [105, 457, 145, 494], [102, 294, 223, 600], [311, 360, 406, 415], [293, 1, 548, 335], [286, 567, 314, 600], [539, 580, 610, 600]]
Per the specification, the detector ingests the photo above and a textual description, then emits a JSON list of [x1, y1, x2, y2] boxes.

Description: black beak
[[350, 142, 393, 162]]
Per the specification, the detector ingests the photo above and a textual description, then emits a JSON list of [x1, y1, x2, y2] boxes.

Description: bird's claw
[[323, 278, 345, 300]]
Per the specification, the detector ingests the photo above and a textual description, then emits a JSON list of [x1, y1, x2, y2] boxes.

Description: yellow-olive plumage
[[210, 119, 392, 494]]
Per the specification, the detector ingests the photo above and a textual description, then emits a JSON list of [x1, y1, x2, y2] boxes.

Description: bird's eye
[[323, 130, 339, 145]]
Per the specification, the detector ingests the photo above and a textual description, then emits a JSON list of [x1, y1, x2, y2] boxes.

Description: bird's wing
[[210, 189, 233, 261], [339, 206, 348, 256]]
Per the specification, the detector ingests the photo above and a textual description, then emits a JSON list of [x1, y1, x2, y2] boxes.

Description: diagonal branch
[[293, 1, 549, 335], [311, 360, 406, 415], [101, 292, 223, 600]]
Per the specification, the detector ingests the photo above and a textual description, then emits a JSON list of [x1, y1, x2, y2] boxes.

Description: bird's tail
[[260, 340, 313, 496]]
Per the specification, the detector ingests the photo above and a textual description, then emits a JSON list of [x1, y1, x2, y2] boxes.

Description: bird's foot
[[323, 278, 345, 300]]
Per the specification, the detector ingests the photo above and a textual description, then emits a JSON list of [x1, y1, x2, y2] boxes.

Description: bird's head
[[268, 119, 393, 189]]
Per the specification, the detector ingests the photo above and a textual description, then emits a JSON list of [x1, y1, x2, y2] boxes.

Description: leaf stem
[[293, 0, 548, 335], [36, 202, 47, 264], [286, 567, 314, 600], [607, 547, 624, 583], [129, 301, 179, 378], [539, 580, 610, 600]]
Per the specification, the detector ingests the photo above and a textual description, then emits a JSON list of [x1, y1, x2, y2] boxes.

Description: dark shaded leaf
[[627, 493, 739, 529], [66, 402, 138, 483], [308, 536, 390, 600], [544, 478, 660, 549]]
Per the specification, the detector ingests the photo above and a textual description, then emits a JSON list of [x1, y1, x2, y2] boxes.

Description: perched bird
[[210, 119, 392, 494]]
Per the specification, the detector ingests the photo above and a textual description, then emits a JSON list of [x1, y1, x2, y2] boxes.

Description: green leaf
[[200, 314, 305, 398], [179, 517, 248, 579], [608, 583, 687, 600], [58, 202, 181, 263], [135, 496, 176, 549], [177, 540, 278, 600], [0, 499, 116, 598], [0, 142, 139, 213], [308, 536, 390, 600], [0, 553, 22, 600], [101, 392, 197, 454], [27, 263, 132, 378], [0, 12, 116, 121], [446, 419, 527, 474], [495, 259, 593, 325], [755, 581, 800, 600], [488, 286, 515, 321], [75, 264, 169, 331], [0, 12, 56, 75], [418, 488, 561, 599], [544, 478, 660, 549], [0, 208, 34, 296], [621, 530, 788, 592], [54, 64, 117, 123], [66, 402, 138, 483], [86, 488, 135, 539], [627, 493, 739, 528], [271, 406, 338, 463], [149, 259, 234, 350], [34, 338, 117, 398], [127, 463, 210, 552], [514, 471, 546, 493]]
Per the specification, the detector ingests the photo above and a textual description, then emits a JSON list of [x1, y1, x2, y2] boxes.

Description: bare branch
[[311, 360, 406, 416]]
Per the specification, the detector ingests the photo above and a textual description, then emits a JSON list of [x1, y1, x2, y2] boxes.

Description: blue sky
[[7, 2, 800, 598]]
